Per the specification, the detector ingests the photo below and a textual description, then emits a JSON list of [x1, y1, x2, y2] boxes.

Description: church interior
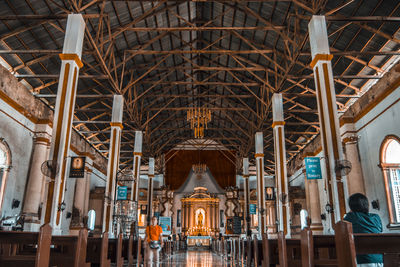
[[0, 0, 400, 266]]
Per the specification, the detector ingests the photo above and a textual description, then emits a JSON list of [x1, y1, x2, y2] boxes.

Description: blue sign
[[304, 157, 322, 180], [117, 186, 128, 200], [249, 204, 257, 215], [159, 216, 172, 235]]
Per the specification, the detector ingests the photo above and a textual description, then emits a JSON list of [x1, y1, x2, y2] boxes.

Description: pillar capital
[[342, 135, 360, 145], [33, 133, 51, 145]]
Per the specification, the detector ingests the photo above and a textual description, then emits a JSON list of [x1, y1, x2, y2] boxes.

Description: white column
[[342, 122, 366, 195], [147, 158, 155, 225], [309, 16, 349, 223], [131, 131, 143, 202], [255, 132, 266, 235], [44, 14, 85, 233], [70, 157, 93, 232], [306, 177, 324, 234], [103, 95, 124, 234], [23, 124, 51, 231], [242, 158, 250, 236], [272, 93, 291, 237]]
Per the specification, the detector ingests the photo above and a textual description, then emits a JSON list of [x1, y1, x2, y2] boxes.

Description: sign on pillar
[[44, 14, 85, 232], [308, 16, 349, 223], [255, 132, 266, 235], [103, 95, 124, 234], [147, 158, 155, 225], [131, 131, 143, 202], [272, 93, 291, 237]]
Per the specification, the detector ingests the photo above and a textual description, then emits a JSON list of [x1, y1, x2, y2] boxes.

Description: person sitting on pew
[[344, 193, 383, 267], [145, 216, 163, 267]]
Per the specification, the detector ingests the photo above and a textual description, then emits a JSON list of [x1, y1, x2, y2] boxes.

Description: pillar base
[[69, 228, 83, 236], [310, 223, 324, 234], [52, 227, 63, 235], [22, 214, 41, 232], [23, 222, 41, 232]]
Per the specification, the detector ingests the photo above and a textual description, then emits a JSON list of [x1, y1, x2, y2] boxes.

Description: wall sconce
[[11, 199, 20, 209], [325, 203, 334, 214], [371, 199, 380, 210], [58, 201, 66, 212]]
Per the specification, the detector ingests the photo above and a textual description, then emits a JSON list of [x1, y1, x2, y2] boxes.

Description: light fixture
[[187, 107, 211, 138], [192, 163, 207, 174]]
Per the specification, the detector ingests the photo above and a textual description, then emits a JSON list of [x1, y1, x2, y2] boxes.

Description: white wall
[[355, 85, 400, 232], [0, 98, 35, 220]]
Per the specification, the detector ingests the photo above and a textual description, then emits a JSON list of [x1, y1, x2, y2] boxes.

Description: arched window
[[0, 139, 11, 213], [380, 136, 400, 226]]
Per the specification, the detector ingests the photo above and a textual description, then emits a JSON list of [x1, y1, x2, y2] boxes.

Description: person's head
[[348, 193, 369, 213], [151, 216, 158, 226]]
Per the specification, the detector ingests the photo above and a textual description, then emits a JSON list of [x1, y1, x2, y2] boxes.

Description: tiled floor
[[157, 250, 237, 267]]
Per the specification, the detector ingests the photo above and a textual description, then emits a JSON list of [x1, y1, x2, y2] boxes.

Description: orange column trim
[[59, 53, 83, 68], [310, 54, 333, 68]]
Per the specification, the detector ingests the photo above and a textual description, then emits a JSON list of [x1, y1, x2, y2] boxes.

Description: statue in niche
[[197, 212, 203, 226]]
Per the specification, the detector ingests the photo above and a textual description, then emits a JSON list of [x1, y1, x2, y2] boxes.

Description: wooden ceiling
[[0, 0, 399, 173]]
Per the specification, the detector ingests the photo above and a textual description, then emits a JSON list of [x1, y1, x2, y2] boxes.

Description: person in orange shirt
[[145, 216, 163, 267]]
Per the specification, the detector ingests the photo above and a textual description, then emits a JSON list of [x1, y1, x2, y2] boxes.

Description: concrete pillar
[[342, 123, 366, 195], [305, 176, 323, 234], [132, 131, 143, 202], [146, 158, 155, 225], [216, 202, 219, 231], [309, 16, 349, 223], [243, 158, 250, 236], [214, 203, 218, 230], [255, 132, 266, 235], [266, 201, 276, 233], [23, 125, 51, 231], [70, 157, 93, 233], [272, 93, 291, 237], [103, 95, 124, 234], [189, 203, 193, 231], [44, 14, 85, 233]]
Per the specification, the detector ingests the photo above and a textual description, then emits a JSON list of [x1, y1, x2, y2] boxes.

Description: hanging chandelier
[[187, 107, 212, 138], [192, 163, 207, 174]]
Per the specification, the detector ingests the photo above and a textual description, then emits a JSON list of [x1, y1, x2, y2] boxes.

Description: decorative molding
[[310, 53, 333, 68], [59, 53, 83, 68], [271, 121, 285, 128]]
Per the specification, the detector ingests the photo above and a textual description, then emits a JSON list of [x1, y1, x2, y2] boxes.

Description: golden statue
[[197, 212, 203, 226]]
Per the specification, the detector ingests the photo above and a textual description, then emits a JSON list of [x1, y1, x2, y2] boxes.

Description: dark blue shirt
[[343, 211, 383, 264]]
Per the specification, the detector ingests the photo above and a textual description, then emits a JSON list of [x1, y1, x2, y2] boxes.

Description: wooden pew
[[86, 232, 111, 267], [107, 233, 124, 267], [137, 237, 143, 267], [0, 223, 51, 267], [300, 228, 337, 266], [50, 228, 90, 267], [335, 221, 400, 267]]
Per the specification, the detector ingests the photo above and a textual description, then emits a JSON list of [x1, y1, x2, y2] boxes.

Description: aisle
[[160, 250, 233, 267]]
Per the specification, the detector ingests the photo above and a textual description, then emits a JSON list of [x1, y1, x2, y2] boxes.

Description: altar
[[181, 187, 220, 237], [187, 236, 211, 247]]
